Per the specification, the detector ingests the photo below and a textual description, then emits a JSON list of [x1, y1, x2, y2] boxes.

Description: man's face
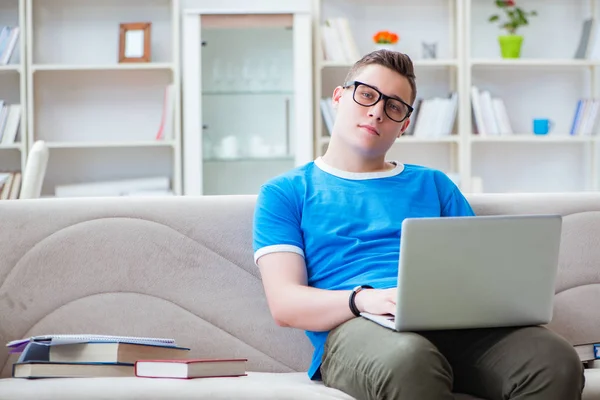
[[331, 64, 413, 157]]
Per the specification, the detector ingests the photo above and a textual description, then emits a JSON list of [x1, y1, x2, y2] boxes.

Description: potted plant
[[373, 30, 399, 51], [489, 0, 537, 58]]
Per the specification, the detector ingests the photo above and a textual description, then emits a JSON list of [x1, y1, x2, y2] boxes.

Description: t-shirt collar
[[314, 156, 404, 180]]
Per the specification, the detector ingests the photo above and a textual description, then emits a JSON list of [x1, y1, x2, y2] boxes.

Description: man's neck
[[321, 149, 393, 174]]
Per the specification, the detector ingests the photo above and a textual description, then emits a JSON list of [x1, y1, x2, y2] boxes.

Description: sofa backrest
[[1, 193, 599, 377]]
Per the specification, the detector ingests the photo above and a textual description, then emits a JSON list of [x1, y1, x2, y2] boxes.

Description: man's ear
[[332, 86, 344, 109], [398, 118, 411, 137]]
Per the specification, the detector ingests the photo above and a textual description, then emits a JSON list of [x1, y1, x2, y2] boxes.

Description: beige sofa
[[0, 193, 600, 400]]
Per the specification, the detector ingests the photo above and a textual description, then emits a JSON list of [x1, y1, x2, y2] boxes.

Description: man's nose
[[367, 99, 385, 121]]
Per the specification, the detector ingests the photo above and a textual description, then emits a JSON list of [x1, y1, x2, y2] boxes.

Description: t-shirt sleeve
[[252, 182, 305, 265], [434, 171, 476, 217]]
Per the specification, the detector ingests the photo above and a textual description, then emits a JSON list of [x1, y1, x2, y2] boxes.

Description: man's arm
[[258, 252, 396, 332]]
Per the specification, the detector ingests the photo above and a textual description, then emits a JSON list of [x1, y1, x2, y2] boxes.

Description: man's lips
[[359, 125, 379, 136]]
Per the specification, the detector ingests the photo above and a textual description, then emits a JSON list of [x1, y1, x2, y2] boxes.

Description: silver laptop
[[361, 214, 562, 331]]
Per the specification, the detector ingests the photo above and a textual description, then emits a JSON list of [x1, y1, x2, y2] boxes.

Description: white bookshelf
[[313, 0, 466, 187], [26, 0, 182, 197], [0, 0, 27, 174], [466, 0, 600, 193]]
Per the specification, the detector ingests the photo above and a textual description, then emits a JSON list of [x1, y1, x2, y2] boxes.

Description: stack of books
[[6, 334, 247, 379]]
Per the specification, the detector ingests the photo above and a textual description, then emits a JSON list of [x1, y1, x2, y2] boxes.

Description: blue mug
[[533, 118, 554, 135]]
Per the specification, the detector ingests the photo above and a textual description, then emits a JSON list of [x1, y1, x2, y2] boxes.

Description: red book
[[135, 358, 247, 379]]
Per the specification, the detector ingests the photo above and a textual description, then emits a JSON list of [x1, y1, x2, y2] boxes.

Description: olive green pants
[[321, 318, 584, 400]]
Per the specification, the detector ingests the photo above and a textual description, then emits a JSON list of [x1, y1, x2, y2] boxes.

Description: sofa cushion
[[0, 371, 492, 400], [2, 370, 599, 400]]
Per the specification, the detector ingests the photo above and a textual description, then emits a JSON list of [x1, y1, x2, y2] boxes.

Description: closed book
[[135, 358, 248, 379], [49, 342, 190, 364], [13, 361, 135, 379]]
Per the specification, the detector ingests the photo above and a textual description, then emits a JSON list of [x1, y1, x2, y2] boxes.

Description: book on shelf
[[321, 17, 360, 63], [155, 84, 175, 141], [570, 98, 600, 136], [0, 171, 21, 200], [574, 18, 600, 60], [407, 93, 458, 138], [0, 26, 20, 65], [320, 97, 336, 135], [470, 86, 513, 136], [0, 101, 21, 145], [135, 358, 248, 379]]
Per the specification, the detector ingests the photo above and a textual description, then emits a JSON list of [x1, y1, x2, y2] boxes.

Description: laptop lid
[[394, 214, 562, 332]]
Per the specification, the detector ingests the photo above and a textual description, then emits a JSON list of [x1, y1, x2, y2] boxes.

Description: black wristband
[[349, 285, 373, 317]]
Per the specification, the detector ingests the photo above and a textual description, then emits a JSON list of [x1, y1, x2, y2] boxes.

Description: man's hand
[[354, 288, 397, 316]]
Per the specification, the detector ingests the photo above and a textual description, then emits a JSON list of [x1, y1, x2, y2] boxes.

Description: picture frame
[[119, 22, 151, 63]]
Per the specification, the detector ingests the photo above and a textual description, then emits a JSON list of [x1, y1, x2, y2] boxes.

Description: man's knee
[[535, 330, 585, 392], [511, 327, 585, 398], [375, 333, 452, 381]]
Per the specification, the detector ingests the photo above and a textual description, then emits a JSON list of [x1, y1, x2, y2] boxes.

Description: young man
[[252, 50, 584, 400]]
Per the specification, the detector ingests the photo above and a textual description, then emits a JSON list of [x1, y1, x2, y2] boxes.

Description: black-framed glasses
[[342, 80, 413, 123]]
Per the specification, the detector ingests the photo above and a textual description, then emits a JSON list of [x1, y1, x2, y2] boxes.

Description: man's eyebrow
[[371, 83, 404, 102]]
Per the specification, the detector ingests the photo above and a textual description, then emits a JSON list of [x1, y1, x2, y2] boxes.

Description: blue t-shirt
[[252, 157, 475, 380]]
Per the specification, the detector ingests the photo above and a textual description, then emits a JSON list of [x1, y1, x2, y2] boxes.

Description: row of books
[[405, 93, 458, 137], [0, 26, 19, 65], [320, 17, 360, 63], [0, 171, 21, 200], [0, 102, 21, 145], [8, 334, 247, 379], [471, 86, 514, 136], [570, 98, 600, 136]]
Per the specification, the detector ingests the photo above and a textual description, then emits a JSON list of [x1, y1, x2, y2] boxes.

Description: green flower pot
[[498, 35, 523, 58]]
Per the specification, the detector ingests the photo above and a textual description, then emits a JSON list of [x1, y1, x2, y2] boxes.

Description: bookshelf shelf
[[44, 140, 176, 149], [0, 143, 24, 150], [470, 59, 600, 68], [0, 65, 21, 72], [321, 59, 459, 69], [26, 0, 182, 197], [31, 63, 175, 72], [470, 135, 594, 143]]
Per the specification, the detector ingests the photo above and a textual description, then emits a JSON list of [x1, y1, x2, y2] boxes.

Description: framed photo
[[119, 22, 151, 63]]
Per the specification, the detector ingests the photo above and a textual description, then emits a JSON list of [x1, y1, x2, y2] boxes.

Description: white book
[[320, 98, 334, 135], [444, 93, 459, 136], [155, 84, 175, 140], [1, 104, 21, 144], [412, 99, 432, 137], [491, 98, 513, 136], [471, 86, 487, 136], [479, 91, 500, 135], [324, 19, 348, 62], [0, 27, 19, 65], [334, 18, 361, 62]]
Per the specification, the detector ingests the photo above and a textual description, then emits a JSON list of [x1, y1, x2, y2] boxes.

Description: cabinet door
[[182, 12, 312, 196]]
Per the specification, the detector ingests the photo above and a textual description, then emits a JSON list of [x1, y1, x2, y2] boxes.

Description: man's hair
[[344, 49, 417, 104]]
